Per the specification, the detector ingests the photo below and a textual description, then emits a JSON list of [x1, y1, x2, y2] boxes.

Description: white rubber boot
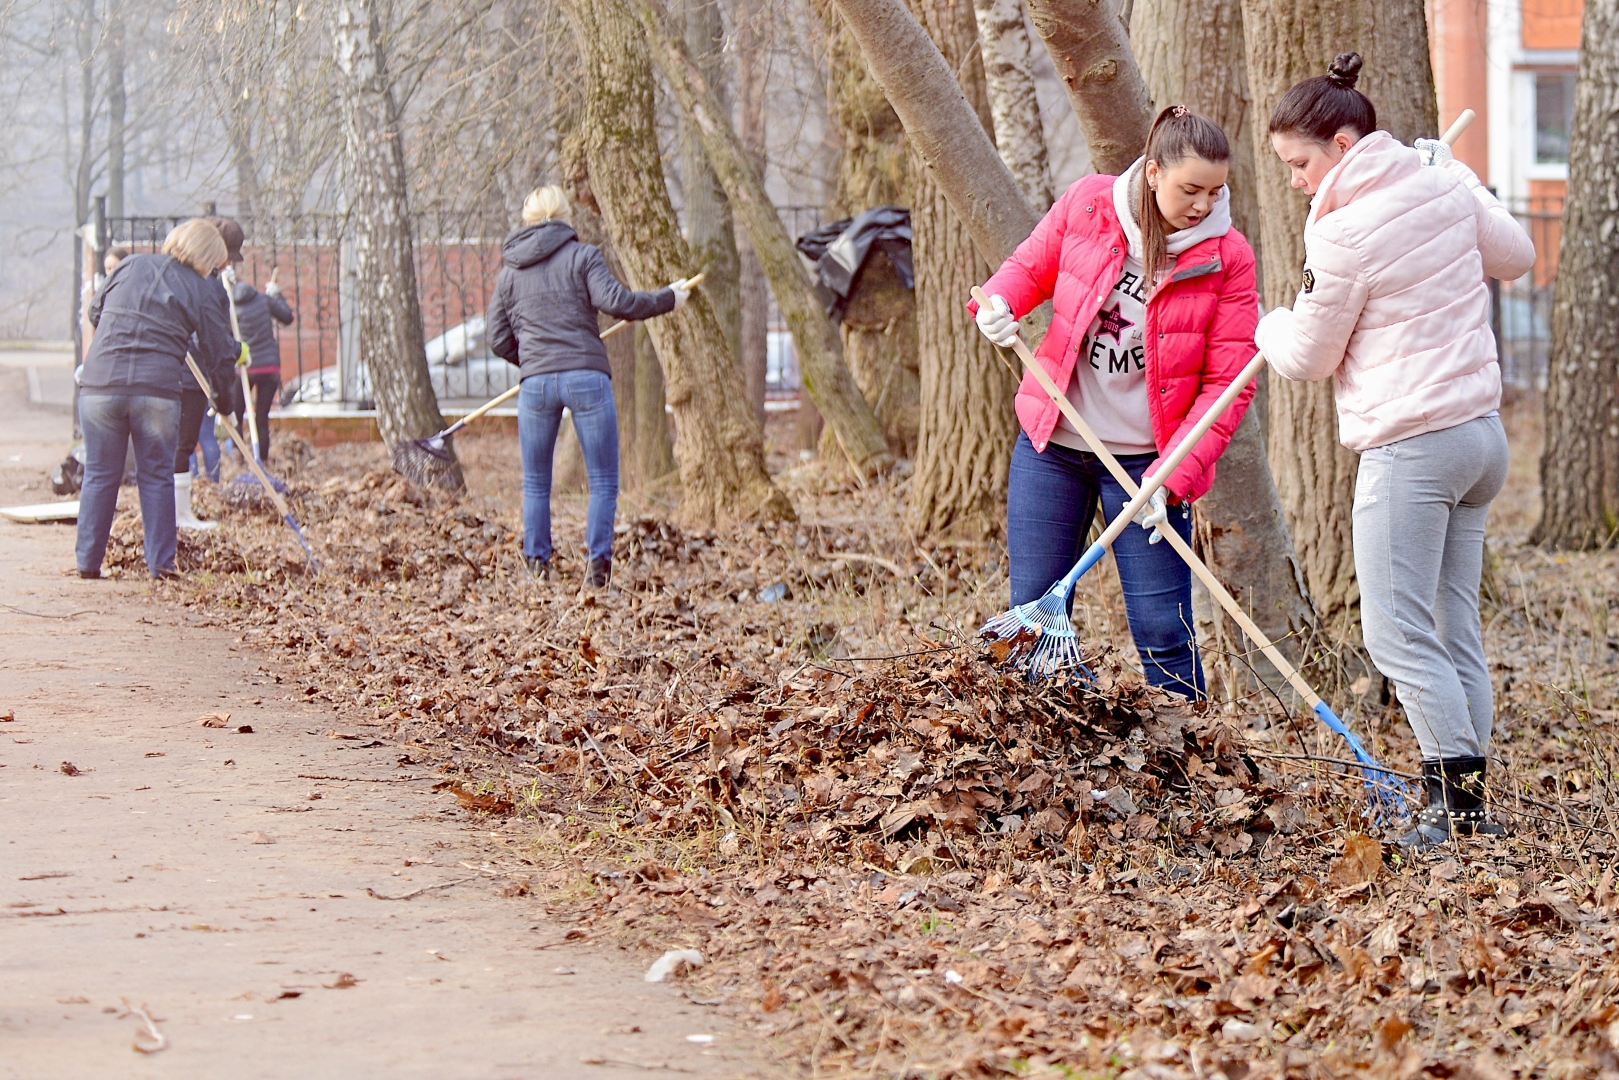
[[174, 472, 217, 531]]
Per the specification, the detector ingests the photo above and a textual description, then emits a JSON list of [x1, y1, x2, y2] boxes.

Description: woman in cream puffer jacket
[[1256, 53, 1534, 852]]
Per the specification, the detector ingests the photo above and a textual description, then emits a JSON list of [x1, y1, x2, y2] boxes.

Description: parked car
[[281, 355, 519, 406]]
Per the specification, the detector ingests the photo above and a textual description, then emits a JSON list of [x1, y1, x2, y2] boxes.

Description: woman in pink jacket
[[973, 107, 1260, 699], [1256, 53, 1535, 849]]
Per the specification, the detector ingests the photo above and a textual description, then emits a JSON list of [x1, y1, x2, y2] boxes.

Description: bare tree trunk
[[332, 0, 455, 481], [829, 0, 1040, 265], [680, 0, 743, 364], [1132, 0, 1315, 694], [734, 0, 771, 430], [106, 4, 125, 220], [632, 0, 894, 477], [1240, 0, 1437, 635], [972, 0, 1053, 209], [1535, 0, 1619, 550], [816, 0, 921, 460], [904, 0, 1019, 537], [1022, 0, 1153, 175], [560, 0, 792, 526], [635, 322, 679, 482]]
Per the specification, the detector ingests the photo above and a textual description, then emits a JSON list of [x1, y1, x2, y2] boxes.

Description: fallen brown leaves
[[108, 434, 1619, 1078]]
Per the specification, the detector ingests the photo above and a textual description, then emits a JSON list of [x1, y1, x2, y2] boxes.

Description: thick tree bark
[[972, 0, 1054, 209], [1240, 0, 1437, 635], [560, 0, 792, 525], [632, 0, 893, 477], [635, 321, 679, 483], [1535, 0, 1619, 550], [734, 0, 771, 430], [333, 0, 456, 483], [680, 0, 743, 365], [1022, 0, 1153, 175], [904, 0, 1019, 537], [1133, 0, 1315, 691], [817, 0, 921, 460]]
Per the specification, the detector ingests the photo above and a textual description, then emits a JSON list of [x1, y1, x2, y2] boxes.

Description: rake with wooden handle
[[390, 273, 705, 489]]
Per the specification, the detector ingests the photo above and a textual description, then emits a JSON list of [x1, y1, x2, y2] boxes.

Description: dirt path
[[0, 367, 767, 1078]]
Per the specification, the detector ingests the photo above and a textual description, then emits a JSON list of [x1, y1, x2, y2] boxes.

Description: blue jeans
[[77, 393, 181, 577], [1006, 432, 1204, 697], [518, 370, 619, 563], [190, 408, 221, 481]]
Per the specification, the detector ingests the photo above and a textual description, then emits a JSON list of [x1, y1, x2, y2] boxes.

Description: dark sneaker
[[77, 568, 101, 580], [587, 557, 612, 589], [525, 557, 550, 580]]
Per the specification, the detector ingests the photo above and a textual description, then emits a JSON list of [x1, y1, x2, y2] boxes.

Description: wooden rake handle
[[450, 272, 705, 432], [973, 291, 1326, 709]]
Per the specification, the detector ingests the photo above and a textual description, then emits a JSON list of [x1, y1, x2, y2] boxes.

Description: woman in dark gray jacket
[[78, 218, 238, 579], [486, 185, 688, 587]]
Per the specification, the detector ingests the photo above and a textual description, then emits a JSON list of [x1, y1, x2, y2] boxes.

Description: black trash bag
[[795, 206, 913, 321], [50, 444, 85, 496]]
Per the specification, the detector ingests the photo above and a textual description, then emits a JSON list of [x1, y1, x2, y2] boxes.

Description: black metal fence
[[1497, 195, 1563, 390], [77, 203, 830, 409]]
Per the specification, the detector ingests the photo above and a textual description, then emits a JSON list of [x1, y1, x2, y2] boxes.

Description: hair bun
[[1326, 52, 1363, 88]]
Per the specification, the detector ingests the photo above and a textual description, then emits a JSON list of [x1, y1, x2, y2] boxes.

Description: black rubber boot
[[1397, 756, 1507, 850], [587, 556, 612, 589], [525, 557, 550, 580]]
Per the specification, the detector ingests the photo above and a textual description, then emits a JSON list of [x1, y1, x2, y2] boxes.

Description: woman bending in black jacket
[[486, 185, 688, 587], [78, 218, 238, 578]]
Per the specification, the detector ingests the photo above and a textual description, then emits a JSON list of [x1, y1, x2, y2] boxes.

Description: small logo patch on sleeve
[[1301, 268, 1316, 294]]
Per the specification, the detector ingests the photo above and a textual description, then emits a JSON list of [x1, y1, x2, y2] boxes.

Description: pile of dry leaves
[[102, 429, 1619, 1078]]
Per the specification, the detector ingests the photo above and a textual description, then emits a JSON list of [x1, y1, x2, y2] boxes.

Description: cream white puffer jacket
[[1255, 131, 1535, 451]]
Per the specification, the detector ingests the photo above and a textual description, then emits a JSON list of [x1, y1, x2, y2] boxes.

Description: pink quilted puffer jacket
[[1255, 131, 1535, 451], [971, 173, 1259, 502]]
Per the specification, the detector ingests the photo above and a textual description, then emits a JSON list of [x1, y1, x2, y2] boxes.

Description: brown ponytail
[[1136, 105, 1231, 288], [1268, 52, 1378, 145]]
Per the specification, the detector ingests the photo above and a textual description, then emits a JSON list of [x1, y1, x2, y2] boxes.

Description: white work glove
[[1413, 138, 1453, 167], [974, 294, 1019, 348], [264, 280, 282, 297], [667, 280, 691, 310], [1133, 483, 1168, 545]]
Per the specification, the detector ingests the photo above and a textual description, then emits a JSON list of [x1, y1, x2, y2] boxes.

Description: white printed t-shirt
[[1049, 159, 1232, 456]]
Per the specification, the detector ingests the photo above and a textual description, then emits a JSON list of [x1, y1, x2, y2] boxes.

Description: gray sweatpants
[[1353, 415, 1509, 761]]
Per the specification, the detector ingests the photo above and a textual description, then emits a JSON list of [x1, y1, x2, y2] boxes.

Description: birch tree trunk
[[1022, 0, 1153, 174], [972, 0, 1054, 209], [631, 0, 894, 478], [818, 0, 921, 459], [1240, 0, 1437, 635], [1132, 0, 1315, 697], [734, 0, 771, 430], [904, 0, 1020, 538], [680, 0, 743, 364], [1535, 0, 1619, 550], [560, 0, 792, 525], [333, 0, 456, 484]]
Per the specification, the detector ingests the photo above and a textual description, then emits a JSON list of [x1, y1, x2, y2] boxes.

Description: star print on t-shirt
[[1094, 304, 1133, 343]]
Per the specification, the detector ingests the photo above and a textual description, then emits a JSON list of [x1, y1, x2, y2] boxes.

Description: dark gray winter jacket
[[84, 254, 239, 401], [486, 222, 674, 380], [230, 280, 295, 376]]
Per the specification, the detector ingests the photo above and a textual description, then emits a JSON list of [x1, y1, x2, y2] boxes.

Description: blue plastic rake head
[[981, 546, 1107, 682], [1312, 701, 1415, 824]]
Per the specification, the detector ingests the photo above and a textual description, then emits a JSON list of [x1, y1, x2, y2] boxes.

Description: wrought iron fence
[[1497, 194, 1564, 390], [81, 204, 830, 408]]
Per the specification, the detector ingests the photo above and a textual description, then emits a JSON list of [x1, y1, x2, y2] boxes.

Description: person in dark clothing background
[[226, 264, 295, 461], [486, 185, 689, 588], [78, 218, 239, 578]]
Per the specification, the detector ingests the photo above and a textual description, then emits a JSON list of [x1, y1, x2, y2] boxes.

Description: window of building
[[1535, 72, 1576, 164]]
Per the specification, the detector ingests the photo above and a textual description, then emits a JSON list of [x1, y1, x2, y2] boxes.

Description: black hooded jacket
[[486, 221, 674, 380], [84, 253, 239, 402], [230, 280, 295, 376]]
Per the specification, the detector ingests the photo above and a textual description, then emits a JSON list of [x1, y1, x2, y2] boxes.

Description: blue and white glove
[[1133, 483, 1168, 545], [974, 294, 1019, 348], [1413, 138, 1453, 167]]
